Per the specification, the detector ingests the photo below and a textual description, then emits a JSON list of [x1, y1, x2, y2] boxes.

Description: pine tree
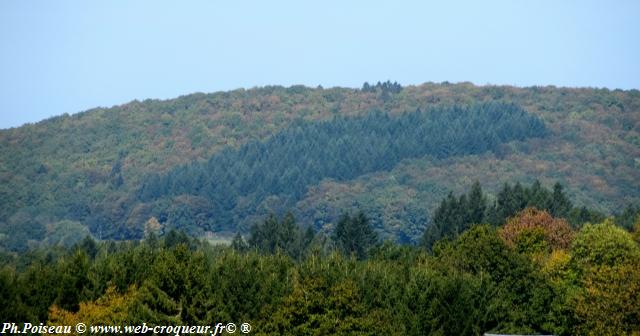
[[527, 179, 550, 209], [247, 212, 302, 258], [78, 235, 98, 259], [549, 182, 572, 218], [467, 181, 487, 225], [333, 212, 378, 259]]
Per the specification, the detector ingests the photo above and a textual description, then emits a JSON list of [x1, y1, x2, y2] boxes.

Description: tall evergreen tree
[[423, 182, 489, 249], [247, 212, 312, 259], [527, 180, 550, 210], [467, 181, 487, 225], [333, 212, 378, 259], [549, 183, 572, 218]]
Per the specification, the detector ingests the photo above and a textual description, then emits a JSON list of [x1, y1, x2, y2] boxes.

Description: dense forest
[[1, 82, 640, 334], [1, 182, 639, 335], [1, 82, 639, 251], [133, 102, 546, 241]]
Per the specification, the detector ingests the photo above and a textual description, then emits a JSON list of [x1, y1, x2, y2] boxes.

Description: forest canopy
[[1, 82, 639, 252], [1, 84, 639, 334], [1, 195, 638, 335], [133, 102, 546, 240]]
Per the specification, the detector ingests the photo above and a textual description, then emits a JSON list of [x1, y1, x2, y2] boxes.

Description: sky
[[1, 1, 639, 129]]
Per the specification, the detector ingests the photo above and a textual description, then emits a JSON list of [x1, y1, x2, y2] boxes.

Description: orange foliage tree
[[499, 207, 574, 252]]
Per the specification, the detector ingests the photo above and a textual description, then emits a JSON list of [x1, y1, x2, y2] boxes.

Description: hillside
[[1, 82, 639, 249]]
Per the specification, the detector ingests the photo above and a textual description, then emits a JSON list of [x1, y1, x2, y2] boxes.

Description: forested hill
[[136, 103, 546, 240], [1, 82, 639, 249]]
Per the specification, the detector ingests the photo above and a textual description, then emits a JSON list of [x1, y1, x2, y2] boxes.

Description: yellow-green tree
[[569, 220, 640, 335], [48, 286, 140, 334], [573, 263, 640, 336]]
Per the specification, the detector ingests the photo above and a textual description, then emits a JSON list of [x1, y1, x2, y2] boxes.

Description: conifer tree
[[549, 183, 572, 218], [333, 212, 378, 259], [467, 181, 487, 225]]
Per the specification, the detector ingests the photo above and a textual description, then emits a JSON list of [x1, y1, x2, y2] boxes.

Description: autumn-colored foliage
[[1, 213, 639, 336], [499, 207, 574, 251], [48, 286, 139, 330], [2, 83, 640, 250], [572, 263, 640, 336]]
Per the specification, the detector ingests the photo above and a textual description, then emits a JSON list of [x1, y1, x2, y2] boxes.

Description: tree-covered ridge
[[132, 103, 546, 240], [1, 82, 639, 249]]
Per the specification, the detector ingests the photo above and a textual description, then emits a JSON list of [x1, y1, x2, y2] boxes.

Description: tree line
[[422, 180, 606, 248], [2, 181, 639, 335], [1, 209, 638, 335]]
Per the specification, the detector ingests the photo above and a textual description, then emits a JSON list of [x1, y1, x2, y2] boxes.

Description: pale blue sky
[[1, 0, 638, 129]]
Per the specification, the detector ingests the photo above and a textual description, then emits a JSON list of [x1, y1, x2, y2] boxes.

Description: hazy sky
[[1, 1, 639, 129]]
